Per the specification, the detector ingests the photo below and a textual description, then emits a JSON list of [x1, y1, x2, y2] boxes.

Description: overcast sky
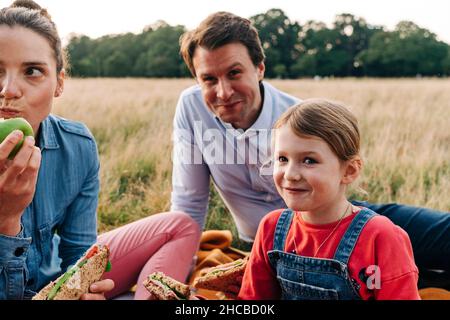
[[3, 0, 450, 44]]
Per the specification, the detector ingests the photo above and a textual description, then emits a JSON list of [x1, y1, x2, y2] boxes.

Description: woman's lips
[[0, 108, 21, 118]]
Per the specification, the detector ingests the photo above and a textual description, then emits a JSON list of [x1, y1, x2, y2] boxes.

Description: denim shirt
[[0, 114, 99, 300]]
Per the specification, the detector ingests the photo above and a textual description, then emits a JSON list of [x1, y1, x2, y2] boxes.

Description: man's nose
[[216, 79, 233, 101], [0, 75, 22, 100]]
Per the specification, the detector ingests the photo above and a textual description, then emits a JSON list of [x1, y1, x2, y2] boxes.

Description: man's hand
[[0, 131, 41, 235], [80, 279, 115, 300]]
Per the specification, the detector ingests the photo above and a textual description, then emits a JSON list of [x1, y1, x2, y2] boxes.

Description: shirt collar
[[248, 81, 273, 131], [37, 116, 59, 150]]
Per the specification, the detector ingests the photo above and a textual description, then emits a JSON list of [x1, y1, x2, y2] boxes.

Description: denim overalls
[[268, 208, 377, 300]]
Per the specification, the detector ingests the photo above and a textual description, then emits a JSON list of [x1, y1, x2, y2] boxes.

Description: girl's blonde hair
[[273, 98, 360, 161]]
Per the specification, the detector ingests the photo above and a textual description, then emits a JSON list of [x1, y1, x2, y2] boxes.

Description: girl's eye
[[304, 157, 317, 165], [25, 67, 44, 77], [278, 156, 288, 162]]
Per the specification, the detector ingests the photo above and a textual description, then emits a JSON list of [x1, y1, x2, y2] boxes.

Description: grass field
[[53, 78, 450, 248]]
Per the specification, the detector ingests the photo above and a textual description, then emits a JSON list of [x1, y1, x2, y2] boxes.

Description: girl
[[0, 0, 200, 300], [238, 99, 420, 300]]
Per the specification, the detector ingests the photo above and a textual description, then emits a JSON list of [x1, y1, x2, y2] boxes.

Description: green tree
[[250, 9, 301, 78], [295, 20, 349, 77], [357, 21, 448, 76], [134, 22, 186, 77], [442, 47, 450, 75], [332, 13, 382, 76]]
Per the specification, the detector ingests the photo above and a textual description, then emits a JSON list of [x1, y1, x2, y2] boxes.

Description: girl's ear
[[342, 156, 362, 185], [54, 69, 65, 97]]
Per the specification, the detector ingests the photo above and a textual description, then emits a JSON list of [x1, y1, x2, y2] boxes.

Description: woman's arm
[[0, 131, 41, 235], [57, 137, 99, 271], [0, 131, 41, 299]]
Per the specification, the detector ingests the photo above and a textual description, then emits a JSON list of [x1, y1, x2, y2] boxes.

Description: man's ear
[[257, 62, 265, 81], [54, 69, 65, 97], [342, 156, 362, 185]]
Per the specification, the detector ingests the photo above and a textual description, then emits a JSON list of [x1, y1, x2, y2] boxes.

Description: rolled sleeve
[[0, 230, 32, 299], [0, 232, 32, 263]]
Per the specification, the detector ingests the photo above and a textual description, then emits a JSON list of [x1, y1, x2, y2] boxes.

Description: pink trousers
[[97, 211, 201, 300]]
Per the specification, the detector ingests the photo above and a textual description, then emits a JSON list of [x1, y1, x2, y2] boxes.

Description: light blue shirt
[[0, 114, 99, 300], [171, 82, 300, 242]]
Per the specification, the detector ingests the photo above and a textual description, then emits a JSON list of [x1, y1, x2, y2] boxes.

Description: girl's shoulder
[[361, 210, 411, 244], [261, 208, 290, 226]]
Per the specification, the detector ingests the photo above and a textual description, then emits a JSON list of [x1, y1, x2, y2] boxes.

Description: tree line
[[66, 9, 450, 78]]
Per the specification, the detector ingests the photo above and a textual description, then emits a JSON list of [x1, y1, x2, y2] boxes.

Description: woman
[[0, 0, 200, 300]]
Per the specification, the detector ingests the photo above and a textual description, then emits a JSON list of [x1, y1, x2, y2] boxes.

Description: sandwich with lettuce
[[143, 272, 191, 300], [33, 244, 111, 300], [193, 257, 248, 292]]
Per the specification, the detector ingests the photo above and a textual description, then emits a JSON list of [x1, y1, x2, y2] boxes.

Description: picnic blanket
[[188, 230, 249, 299]]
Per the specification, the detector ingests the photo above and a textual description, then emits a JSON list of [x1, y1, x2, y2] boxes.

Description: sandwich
[[193, 257, 248, 292], [32, 244, 111, 300], [143, 272, 191, 300]]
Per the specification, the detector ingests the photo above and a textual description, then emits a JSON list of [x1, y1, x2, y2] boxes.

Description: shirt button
[[14, 247, 25, 257]]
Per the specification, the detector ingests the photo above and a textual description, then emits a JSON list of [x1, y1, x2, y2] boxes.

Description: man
[[171, 12, 449, 292]]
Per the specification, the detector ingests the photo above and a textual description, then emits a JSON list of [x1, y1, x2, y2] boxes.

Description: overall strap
[[333, 208, 377, 264], [272, 209, 295, 251]]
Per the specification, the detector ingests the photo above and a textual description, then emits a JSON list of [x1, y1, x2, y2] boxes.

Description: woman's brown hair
[[0, 0, 67, 72]]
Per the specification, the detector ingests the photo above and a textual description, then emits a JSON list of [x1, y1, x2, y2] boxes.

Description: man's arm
[[170, 93, 211, 230]]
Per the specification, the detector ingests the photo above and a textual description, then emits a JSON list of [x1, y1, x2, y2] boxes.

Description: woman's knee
[[168, 211, 201, 234]]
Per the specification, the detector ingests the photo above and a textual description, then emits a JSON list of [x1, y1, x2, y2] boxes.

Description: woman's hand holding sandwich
[[80, 279, 115, 300]]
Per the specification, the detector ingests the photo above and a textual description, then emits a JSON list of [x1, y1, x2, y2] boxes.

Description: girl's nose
[[285, 164, 301, 181]]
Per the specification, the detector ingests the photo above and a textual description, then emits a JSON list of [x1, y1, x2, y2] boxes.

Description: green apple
[[0, 117, 34, 159]]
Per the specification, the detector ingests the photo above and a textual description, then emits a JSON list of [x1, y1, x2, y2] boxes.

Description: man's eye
[[304, 157, 317, 165], [229, 69, 241, 77], [25, 67, 44, 77], [202, 76, 215, 83]]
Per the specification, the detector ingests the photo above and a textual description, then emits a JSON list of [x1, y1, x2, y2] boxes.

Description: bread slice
[[32, 244, 109, 300], [143, 272, 190, 300], [193, 257, 248, 292]]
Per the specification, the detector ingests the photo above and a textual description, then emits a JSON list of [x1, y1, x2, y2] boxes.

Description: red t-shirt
[[238, 208, 420, 300]]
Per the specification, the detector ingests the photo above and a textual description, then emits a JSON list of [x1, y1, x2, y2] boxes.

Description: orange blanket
[[188, 230, 249, 299]]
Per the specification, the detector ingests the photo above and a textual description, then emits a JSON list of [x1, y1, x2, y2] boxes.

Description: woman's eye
[[304, 157, 317, 165], [25, 67, 44, 77]]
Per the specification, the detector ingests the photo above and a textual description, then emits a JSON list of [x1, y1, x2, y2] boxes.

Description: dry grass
[[53, 78, 450, 241]]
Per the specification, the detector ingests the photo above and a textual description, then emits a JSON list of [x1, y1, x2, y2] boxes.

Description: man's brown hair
[[180, 12, 265, 77]]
